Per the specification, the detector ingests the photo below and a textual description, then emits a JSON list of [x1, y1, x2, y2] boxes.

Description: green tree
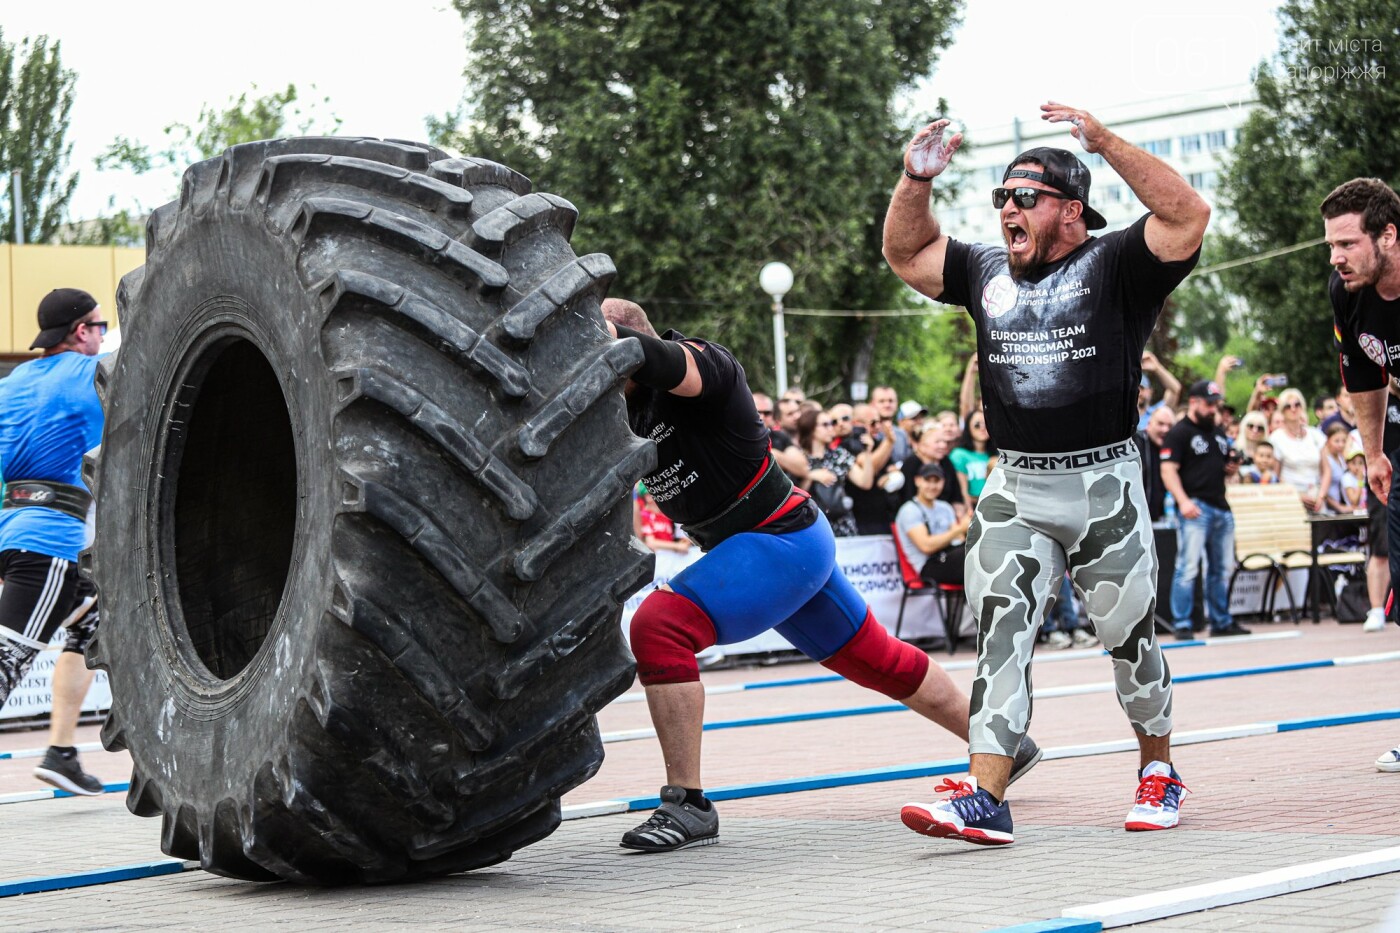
[[441, 0, 964, 398], [0, 30, 78, 243], [1216, 0, 1399, 398], [79, 84, 341, 245]]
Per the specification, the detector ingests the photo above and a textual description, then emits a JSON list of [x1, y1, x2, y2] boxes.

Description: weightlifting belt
[[682, 454, 796, 551], [2, 480, 93, 521]]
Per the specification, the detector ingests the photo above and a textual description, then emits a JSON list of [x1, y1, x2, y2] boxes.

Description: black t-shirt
[[627, 332, 816, 533], [1160, 416, 1230, 509], [1332, 270, 1400, 395], [938, 215, 1199, 453]]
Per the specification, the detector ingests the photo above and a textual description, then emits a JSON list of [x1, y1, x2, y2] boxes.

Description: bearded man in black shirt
[[1321, 177, 1400, 773], [884, 101, 1211, 844]]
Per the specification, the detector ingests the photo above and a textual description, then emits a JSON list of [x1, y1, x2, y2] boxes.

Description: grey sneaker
[[33, 747, 103, 796], [620, 785, 719, 852], [1007, 735, 1043, 787]]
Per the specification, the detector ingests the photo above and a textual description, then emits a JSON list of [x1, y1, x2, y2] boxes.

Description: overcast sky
[[6, 0, 1284, 221]]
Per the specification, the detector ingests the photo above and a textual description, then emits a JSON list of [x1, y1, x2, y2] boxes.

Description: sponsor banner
[[0, 643, 112, 721], [621, 535, 968, 657]]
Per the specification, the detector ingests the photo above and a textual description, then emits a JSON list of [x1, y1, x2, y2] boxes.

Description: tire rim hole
[[166, 337, 297, 681]]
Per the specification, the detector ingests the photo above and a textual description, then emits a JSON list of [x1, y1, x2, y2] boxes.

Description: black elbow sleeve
[[615, 325, 688, 390]]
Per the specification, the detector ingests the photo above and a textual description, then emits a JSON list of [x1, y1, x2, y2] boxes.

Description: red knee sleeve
[[629, 589, 718, 686], [820, 612, 930, 700]]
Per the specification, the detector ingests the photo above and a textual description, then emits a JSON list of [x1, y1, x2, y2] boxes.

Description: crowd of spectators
[[630, 351, 1387, 644]]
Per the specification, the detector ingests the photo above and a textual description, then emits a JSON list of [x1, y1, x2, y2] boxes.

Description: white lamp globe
[[759, 261, 794, 299]]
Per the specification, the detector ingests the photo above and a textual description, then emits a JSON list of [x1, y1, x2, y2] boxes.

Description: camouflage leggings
[[965, 447, 1173, 757]]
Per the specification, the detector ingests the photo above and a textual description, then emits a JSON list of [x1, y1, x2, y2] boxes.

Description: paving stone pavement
[[1, 619, 1398, 931]]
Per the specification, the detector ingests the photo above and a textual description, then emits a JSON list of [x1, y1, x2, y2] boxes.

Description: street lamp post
[[759, 261, 793, 396]]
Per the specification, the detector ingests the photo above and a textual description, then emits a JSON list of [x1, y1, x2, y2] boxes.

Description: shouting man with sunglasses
[[883, 102, 1211, 845], [0, 288, 110, 795]]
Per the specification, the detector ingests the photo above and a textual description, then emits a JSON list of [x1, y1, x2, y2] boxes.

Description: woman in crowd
[[798, 407, 873, 536], [949, 408, 997, 506], [1318, 423, 1352, 514], [1237, 410, 1271, 462], [1269, 387, 1325, 511]]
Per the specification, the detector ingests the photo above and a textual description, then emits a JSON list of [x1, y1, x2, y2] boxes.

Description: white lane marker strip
[[1064, 846, 1400, 928]]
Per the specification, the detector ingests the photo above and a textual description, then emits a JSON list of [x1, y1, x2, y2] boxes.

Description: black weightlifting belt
[[2, 480, 93, 522], [682, 456, 795, 552]]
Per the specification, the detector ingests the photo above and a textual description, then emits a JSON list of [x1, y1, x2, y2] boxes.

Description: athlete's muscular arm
[[1041, 101, 1210, 262], [608, 322, 703, 397], [882, 119, 963, 300], [1352, 386, 1392, 501], [1158, 461, 1200, 520]]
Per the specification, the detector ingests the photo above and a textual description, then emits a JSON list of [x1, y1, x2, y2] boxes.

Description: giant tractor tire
[[83, 137, 656, 884]]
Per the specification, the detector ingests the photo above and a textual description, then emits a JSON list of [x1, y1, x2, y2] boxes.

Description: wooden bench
[[1224, 484, 1367, 620]]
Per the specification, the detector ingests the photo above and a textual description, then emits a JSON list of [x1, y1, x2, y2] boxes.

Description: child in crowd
[[1241, 441, 1281, 484], [1343, 447, 1368, 512]]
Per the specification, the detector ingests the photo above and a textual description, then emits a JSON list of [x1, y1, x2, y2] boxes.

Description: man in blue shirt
[[0, 288, 109, 795]]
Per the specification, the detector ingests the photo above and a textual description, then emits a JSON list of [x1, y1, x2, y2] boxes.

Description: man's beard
[[1195, 411, 1216, 429], [1007, 224, 1063, 280], [1342, 242, 1390, 292]]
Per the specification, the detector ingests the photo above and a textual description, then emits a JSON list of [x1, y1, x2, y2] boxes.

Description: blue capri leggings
[[668, 512, 868, 660]]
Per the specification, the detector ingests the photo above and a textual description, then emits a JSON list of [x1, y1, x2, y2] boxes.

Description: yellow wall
[[0, 245, 143, 354]]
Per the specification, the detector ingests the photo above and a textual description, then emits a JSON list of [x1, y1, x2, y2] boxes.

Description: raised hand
[[1040, 101, 1108, 153], [905, 119, 963, 178]]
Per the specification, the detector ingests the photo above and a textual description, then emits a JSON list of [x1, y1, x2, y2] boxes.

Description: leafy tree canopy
[[0, 29, 77, 244], [441, 0, 966, 402], [1216, 0, 1399, 398]]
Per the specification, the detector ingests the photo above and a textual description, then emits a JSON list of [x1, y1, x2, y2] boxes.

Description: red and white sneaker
[[902, 777, 1014, 845], [1125, 760, 1188, 831]]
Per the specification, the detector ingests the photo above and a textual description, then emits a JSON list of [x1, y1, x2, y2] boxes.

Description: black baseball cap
[[1188, 379, 1224, 403], [1003, 147, 1107, 230], [916, 461, 946, 481], [30, 288, 98, 350]]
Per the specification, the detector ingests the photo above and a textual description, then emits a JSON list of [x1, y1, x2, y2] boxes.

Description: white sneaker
[[1125, 761, 1188, 831], [1071, 628, 1100, 649], [1045, 630, 1074, 650], [1376, 747, 1400, 772], [1363, 609, 1387, 632]]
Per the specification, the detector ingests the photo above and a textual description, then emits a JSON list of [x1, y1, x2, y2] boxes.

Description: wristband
[[903, 168, 934, 183]]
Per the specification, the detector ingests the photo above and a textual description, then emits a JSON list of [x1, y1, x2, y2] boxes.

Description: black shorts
[[1369, 494, 1388, 559], [0, 549, 99, 654]]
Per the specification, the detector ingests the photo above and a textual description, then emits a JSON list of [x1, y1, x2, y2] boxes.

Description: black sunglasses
[[77, 320, 110, 336], [992, 186, 1075, 210]]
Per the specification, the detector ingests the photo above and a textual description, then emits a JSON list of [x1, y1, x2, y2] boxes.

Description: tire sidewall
[[97, 201, 331, 797]]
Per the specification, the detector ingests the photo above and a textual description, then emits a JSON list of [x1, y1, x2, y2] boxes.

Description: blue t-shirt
[[0, 352, 106, 561]]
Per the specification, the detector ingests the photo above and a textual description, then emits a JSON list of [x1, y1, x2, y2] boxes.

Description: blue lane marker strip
[[1278, 708, 1400, 731], [982, 920, 1103, 933], [1173, 659, 1333, 683], [693, 655, 1397, 737], [703, 704, 898, 732], [0, 859, 191, 897], [614, 705, 1400, 815], [730, 632, 1289, 694]]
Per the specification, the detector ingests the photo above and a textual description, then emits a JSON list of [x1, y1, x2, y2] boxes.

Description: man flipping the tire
[[0, 288, 108, 795], [884, 102, 1210, 844], [602, 297, 1040, 852]]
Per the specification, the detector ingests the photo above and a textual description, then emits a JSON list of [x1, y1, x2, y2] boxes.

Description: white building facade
[[938, 85, 1256, 245]]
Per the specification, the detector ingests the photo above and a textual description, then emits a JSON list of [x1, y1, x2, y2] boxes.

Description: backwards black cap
[[1003, 147, 1107, 230]]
